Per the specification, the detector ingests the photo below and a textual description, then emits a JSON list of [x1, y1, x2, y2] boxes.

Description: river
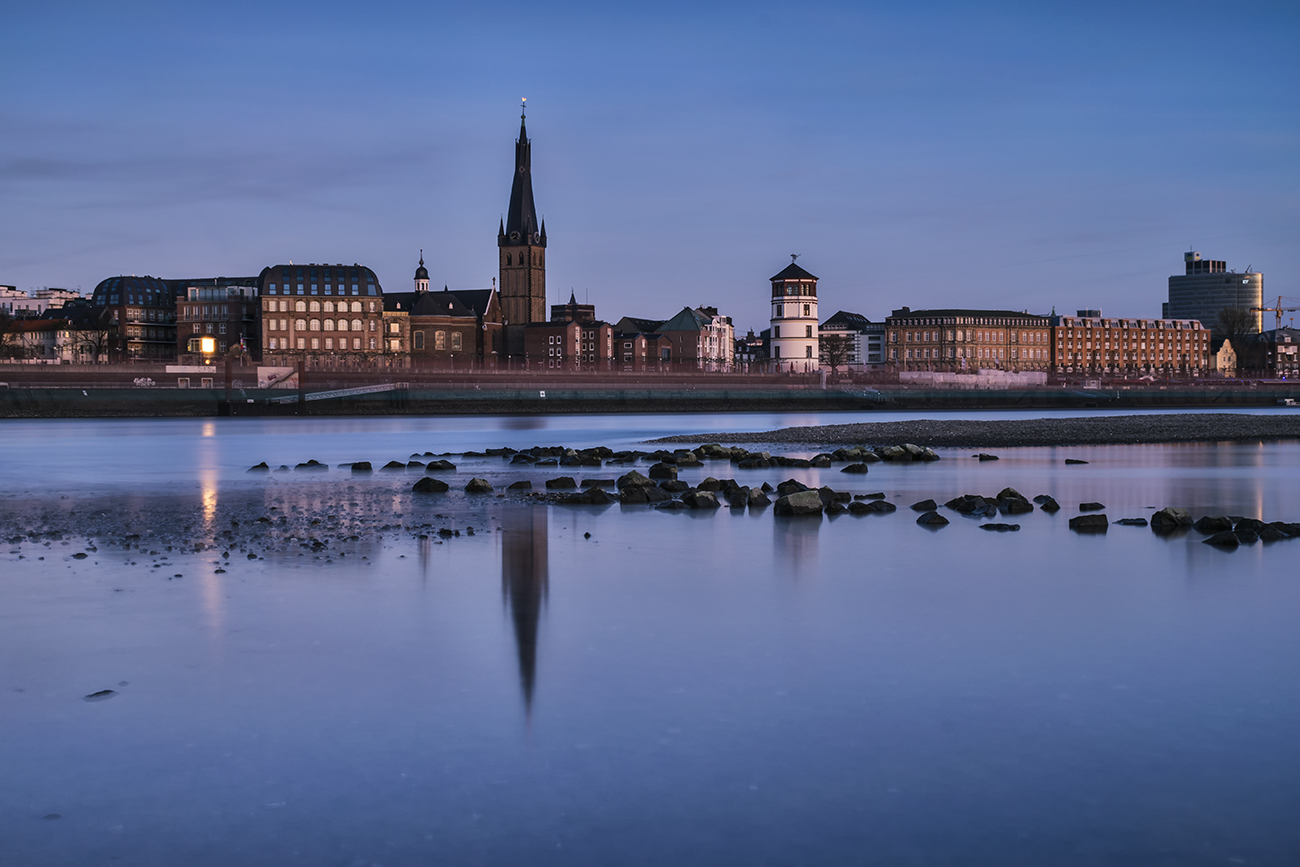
[[3, 409, 1299, 865]]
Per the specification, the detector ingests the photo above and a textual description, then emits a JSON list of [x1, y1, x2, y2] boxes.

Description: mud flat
[[651, 412, 1300, 450]]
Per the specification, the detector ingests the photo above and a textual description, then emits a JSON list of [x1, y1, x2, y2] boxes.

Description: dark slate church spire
[[501, 99, 544, 247]]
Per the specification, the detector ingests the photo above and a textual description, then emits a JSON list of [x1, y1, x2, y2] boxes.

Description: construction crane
[[1250, 296, 1300, 331]]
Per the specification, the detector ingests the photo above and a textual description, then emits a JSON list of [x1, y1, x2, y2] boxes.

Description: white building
[[768, 258, 819, 372], [819, 310, 885, 369], [0, 286, 81, 317]]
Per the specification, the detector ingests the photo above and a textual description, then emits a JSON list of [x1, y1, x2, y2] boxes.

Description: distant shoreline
[[650, 413, 1300, 449]]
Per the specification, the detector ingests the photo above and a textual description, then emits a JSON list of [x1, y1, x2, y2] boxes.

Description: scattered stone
[[1115, 518, 1149, 526], [1235, 528, 1259, 544], [1065, 459, 1089, 465], [655, 500, 689, 510], [412, 478, 449, 494], [945, 494, 997, 518], [247, 462, 270, 472], [1203, 531, 1240, 548], [916, 511, 949, 527], [295, 460, 328, 471], [747, 488, 772, 508], [1033, 495, 1061, 513], [683, 490, 721, 510], [545, 477, 578, 490], [980, 523, 1020, 531], [72, 552, 87, 559], [1079, 502, 1105, 512], [350, 461, 372, 473], [464, 478, 493, 493], [1258, 525, 1289, 543], [1150, 507, 1193, 534], [425, 459, 457, 472], [1069, 514, 1109, 532], [1193, 516, 1233, 534], [825, 501, 847, 515], [381, 461, 406, 471], [773, 490, 824, 516], [840, 463, 871, 474], [616, 470, 653, 489], [647, 463, 678, 480], [507, 480, 532, 490], [83, 690, 117, 702], [910, 499, 938, 512], [696, 477, 722, 492], [561, 487, 615, 506], [660, 480, 691, 494], [975, 453, 999, 461], [776, 479, 810, 497], [728, 490, 748, 509], [809, 455, 833, 468]]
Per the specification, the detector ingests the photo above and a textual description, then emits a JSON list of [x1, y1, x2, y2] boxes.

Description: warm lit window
[[451, 332, 462, 351], [435, 331, 446, 350]]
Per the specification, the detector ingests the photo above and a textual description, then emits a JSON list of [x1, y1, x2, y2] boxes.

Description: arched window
[[295, 319, 306, 331], [351, 319, 362, 332], [323, 301, 334, 313], [295, 301, 306, 312], [351, 301, 362, 313], [323, 320, 334, 331], [309, 300, 320, 312], [435, 330, 446, 350], [450, 332, 462, 351], [506, 254, 512, 266], [309, 319, 320, 331]]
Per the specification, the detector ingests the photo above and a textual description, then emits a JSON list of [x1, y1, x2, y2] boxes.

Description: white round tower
[[768, 255, 819, 372]]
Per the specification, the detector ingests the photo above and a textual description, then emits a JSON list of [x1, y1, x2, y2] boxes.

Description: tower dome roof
[[415, 251, 428, 282]]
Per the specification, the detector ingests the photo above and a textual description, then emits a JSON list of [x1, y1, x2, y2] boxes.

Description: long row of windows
[[412, 331, 461, 351], [265, 319, 374, 332], [266, 299, 373, 313], [266, 283, 375, 296], [267, 337, 377, 351]]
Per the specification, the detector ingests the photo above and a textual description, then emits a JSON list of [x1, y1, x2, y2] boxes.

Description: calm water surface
[[3, 411, 1300, 865]]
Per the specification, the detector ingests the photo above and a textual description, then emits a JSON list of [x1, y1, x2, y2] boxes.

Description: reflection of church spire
[[501, 506, 548, 718]]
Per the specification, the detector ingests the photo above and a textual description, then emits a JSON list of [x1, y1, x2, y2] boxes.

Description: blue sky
[[2, 0, 1296, 333]]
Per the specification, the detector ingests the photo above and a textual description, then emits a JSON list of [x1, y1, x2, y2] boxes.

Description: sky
[[2, 0, 1297, 334]]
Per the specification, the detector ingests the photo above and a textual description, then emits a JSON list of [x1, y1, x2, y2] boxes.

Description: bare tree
[[1217, 307, 1264, 373], [819, 332, 855, 374], [0, 313, 22, 360]]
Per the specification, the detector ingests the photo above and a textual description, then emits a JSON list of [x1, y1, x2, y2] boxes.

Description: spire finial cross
[[521, 97, 527, 120], [791, 253, 800, 263]]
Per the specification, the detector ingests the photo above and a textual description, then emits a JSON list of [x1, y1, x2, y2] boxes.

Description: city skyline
[[2, 1, 1297, 334]]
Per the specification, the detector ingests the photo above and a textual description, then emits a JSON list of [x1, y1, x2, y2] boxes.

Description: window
[[351, 301, 362, 313], [369, 338, 376, 349], [389, 322, 400, 334], [280, 319, 287, 331], [297, 284, 304, 295], [309, 320, 320, 331], [413, 331, 424, 350], [309, 301, 320, 312], [295, 301, 306, 312], [803, 304, 810, 316], [451, 332, 462, 351], [323, 320, 334, 331], [311, 284, 318, 295], [219, 323, 226, 334], [352, 285, 359, 295], [269, 338, 277, 350], [325, 338, 333, 349], [296, 338, 305, 349], [805, 325, 812, 338], [773, 346, 780, 359], [351, 319, 362, 332], [353, 338, 361, 349], [295, 319, 307, 331], [773, 326, 780, 338]]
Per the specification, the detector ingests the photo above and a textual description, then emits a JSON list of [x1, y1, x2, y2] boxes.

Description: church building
[[499, 101, 547, 355]]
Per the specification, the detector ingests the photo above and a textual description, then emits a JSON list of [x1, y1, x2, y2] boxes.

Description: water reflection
[[774, 515, 821, 579], [501, 505, 548, 718]]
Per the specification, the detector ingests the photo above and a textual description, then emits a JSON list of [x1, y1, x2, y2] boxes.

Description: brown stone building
[[89, 275, 178, 361], [258, 264, 384, 365], [1052, 313, 1210, 375], [523, 319, 613, 369], [885, 308, 1053, 371], [384, 273, 505, 367], [176, 278, 261, 363]]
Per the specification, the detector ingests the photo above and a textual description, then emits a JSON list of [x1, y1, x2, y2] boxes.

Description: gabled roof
[[658, 307, 710, 332], [770, 262, 818, 282], [614, 316, 665, 335], [447, 289, 495, 318], [386, 288, 496, 319], [821, 310, 872, 331]]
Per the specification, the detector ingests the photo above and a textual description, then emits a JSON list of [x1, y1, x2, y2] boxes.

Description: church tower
[[498, 101, 547, 326], [414, 250, 429, 293]]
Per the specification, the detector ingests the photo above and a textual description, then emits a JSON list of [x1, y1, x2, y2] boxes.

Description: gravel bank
[[650, 413, 1300, 449]]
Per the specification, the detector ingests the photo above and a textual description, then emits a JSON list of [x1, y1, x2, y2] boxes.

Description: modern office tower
[[1164, 252, 1262, 340]]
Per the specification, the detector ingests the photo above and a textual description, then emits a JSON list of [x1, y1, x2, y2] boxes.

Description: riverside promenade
[[0, 363, 1297, 417]]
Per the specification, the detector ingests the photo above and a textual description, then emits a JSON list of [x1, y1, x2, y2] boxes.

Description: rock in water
[[1033, 495, 1061, 513], [1202, 531, 1240, 548], [747, 488, 772, 508], [381, 460, 406, 471], [545, 477, 578, 489], [1065, 459, 1089, 465], [1150, 507, 1192, 534], [1192, 515, 1233, 534], [916, 511, 949, 528], [412, 477, 449, 493], [616, 470, 653, 489], [464, 478, 493, 493], [350, 461, 372, 473], [683, 490, 721, 510], [83, 689, 117, 702], [1068, 514, 1109, 533], [507, 480, 532, 490], [980, 523, 1020, 531], [1115, 518, 1148, 526], [247, 462, 270, 472], [773, 490, 824, 516], [910, 499, 939, 512], [975, 453, 999, 461], [1079, 502, 1105, 512], [840, 463, 871, 474]]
